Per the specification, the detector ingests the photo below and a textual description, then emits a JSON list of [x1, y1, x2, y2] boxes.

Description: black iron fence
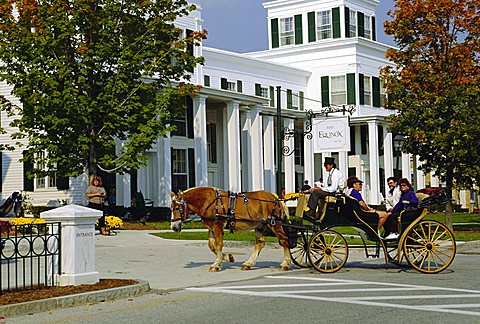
[[0, 222, 61, 294]]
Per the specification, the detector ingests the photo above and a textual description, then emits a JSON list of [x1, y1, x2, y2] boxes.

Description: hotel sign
[[312, 116, 350, 152]]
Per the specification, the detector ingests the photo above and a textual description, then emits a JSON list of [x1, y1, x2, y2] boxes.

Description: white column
[[431, 174, 440, 187], [303, 120, 314, 185], [263, 116, 275, 192], [415, 156, 426, 190], [339, 151, 348, 180], [322, 152, 332, 183], [157, 135, 171, 207], [240, 108, 252, 191], [383, 127, 394, 179], [193, 95, 208, 187], [226, 101, 241, 192], [41, 205, 101, 286], [368, 121, 381, 204], [402, 153, 412, 181], [251, 106, 264, 190], [284, 118, 295, 194]]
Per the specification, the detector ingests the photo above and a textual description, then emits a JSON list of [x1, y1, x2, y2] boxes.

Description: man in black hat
[[305, 157, 345, 219]]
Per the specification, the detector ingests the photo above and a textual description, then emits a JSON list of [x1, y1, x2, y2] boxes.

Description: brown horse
[[170, 186, 292, 272]]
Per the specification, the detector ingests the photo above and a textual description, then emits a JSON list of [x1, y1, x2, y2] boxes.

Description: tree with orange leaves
[[382, 0, 480, 227], [0, 0, 205, 178]]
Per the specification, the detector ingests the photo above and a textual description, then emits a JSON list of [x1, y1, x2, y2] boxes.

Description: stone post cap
[[41, 204, 102, 224]]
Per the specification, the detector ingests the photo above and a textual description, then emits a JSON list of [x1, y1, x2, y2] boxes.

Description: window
[[204, 75, 210, 87], [331, 76, 346, 105], [292, 91, 299, 109], [226, 81, 236, 92], [363, 75, 371, 106], [349, 10, 357, 37], [317, 11, 331, 40], [260, 87, 269, 98], [172, 149, 187, 192], [380, 79, 387, 107], [364, 16, 371, 39], [171, 97, 193, 138], [171, 108, 186, 137], [35, 151, 56, 189], [280, 17, 294, 46]]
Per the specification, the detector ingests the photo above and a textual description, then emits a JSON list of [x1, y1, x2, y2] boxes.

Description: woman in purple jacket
[[384, 178, 419, 240]]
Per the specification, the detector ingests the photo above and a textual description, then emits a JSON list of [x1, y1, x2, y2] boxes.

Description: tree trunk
[[445, 168, 454, 231]]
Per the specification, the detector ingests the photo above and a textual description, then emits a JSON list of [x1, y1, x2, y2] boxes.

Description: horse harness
[[172, 189, 283, 233]]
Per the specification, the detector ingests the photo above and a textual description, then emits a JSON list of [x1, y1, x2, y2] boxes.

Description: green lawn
[[148, 212, 480, 242]]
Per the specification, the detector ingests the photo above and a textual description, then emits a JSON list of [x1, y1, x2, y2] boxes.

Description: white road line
[[188, 276, 480, 317], [264, 275, 480, 294]]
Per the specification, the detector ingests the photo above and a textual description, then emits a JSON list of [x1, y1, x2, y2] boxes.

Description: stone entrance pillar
[[41, 205, 101, 286]]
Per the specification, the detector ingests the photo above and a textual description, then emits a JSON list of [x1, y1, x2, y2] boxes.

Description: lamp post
[[393, 134, 405, 179]]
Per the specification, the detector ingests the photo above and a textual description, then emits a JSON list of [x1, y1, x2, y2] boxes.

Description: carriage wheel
[[290, 229, 313, 268], [308, 230, 348, 273], [403, 220, 456, 274]]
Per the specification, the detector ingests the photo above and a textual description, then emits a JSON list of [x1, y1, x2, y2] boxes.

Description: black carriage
[[287, 192, 456, 274]]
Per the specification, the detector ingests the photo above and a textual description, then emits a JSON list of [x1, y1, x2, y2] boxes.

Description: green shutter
[[237, 80, 243, 93], [186, 96, 194, 139], [23, 151, 34, 192], [344, 7, 350, 38], [357, 12, 365, 38], [372, 16, 376, 41], [372, 76, 381, 107], [299, 91, 304, 110], [255, 83, 261, 96], [359, 74, 365, 105], [332, 7, 341, 39], [186, 29, 194, 56], [188, 148, 195, 187], [347, 73, 356, 105], [269, 86, 275, 107], [204, 75, 210, 87], [271, 18, 279, 48], [321, 76, 330, 107], [308, 12, 316, 42], [294, 14, 303, 45], [221, 78, 227, 90], [287, 89, 293, 109]]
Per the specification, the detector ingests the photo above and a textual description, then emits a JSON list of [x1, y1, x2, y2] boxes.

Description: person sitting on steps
[[305, 157, 345, 220]]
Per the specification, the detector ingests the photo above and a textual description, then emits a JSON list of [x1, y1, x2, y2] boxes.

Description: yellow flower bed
[[96, 216, 123, 229], [11, 218, 47, 226], [283, 192, 301, 201]]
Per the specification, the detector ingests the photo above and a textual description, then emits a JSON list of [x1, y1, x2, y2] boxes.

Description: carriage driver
[[305, 157, 345, 219]]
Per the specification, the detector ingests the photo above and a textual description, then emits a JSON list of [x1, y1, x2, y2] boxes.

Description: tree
[[0, 0, 205, 178], [382, 0, 480, 228]]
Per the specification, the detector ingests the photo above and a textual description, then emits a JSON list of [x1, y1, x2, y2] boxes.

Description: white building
[[0, 0, 438, 210]]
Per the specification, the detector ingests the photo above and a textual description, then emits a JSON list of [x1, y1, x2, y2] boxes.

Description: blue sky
[[193, 0, 395, 52]]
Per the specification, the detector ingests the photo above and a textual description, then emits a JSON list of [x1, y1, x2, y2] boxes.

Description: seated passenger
[[305, 157, 344, 219], [384, 178, 420, 240], [348, 178, 389, 234]]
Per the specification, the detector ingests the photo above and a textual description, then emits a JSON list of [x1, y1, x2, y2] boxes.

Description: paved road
[[7, 230, 480, 323]]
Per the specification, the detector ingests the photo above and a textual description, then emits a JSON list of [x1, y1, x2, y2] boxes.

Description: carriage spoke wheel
[[308, 230, 348, 273], [403, 220, 456, 274], [290, 229, 313, 268]]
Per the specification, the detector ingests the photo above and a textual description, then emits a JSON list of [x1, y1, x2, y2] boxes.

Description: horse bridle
[[170, 196, 187, 223]]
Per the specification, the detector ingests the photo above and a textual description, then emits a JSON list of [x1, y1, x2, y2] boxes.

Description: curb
[[456, 240, 480, 253], [0, 279, 150, 318]]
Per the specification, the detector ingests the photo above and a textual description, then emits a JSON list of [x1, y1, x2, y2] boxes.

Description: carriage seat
[[343, 196, 379, 230]]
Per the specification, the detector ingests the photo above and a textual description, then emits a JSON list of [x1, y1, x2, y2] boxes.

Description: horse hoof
[[241, 264, 251, 271], [209, 266, 220, 272], [228, 254, 235, 262], [279, 265, 290, 271]]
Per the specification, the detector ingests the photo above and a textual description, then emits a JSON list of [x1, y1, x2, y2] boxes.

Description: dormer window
[[317, 10, 331, 40], [280, 17, 295, 46]]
